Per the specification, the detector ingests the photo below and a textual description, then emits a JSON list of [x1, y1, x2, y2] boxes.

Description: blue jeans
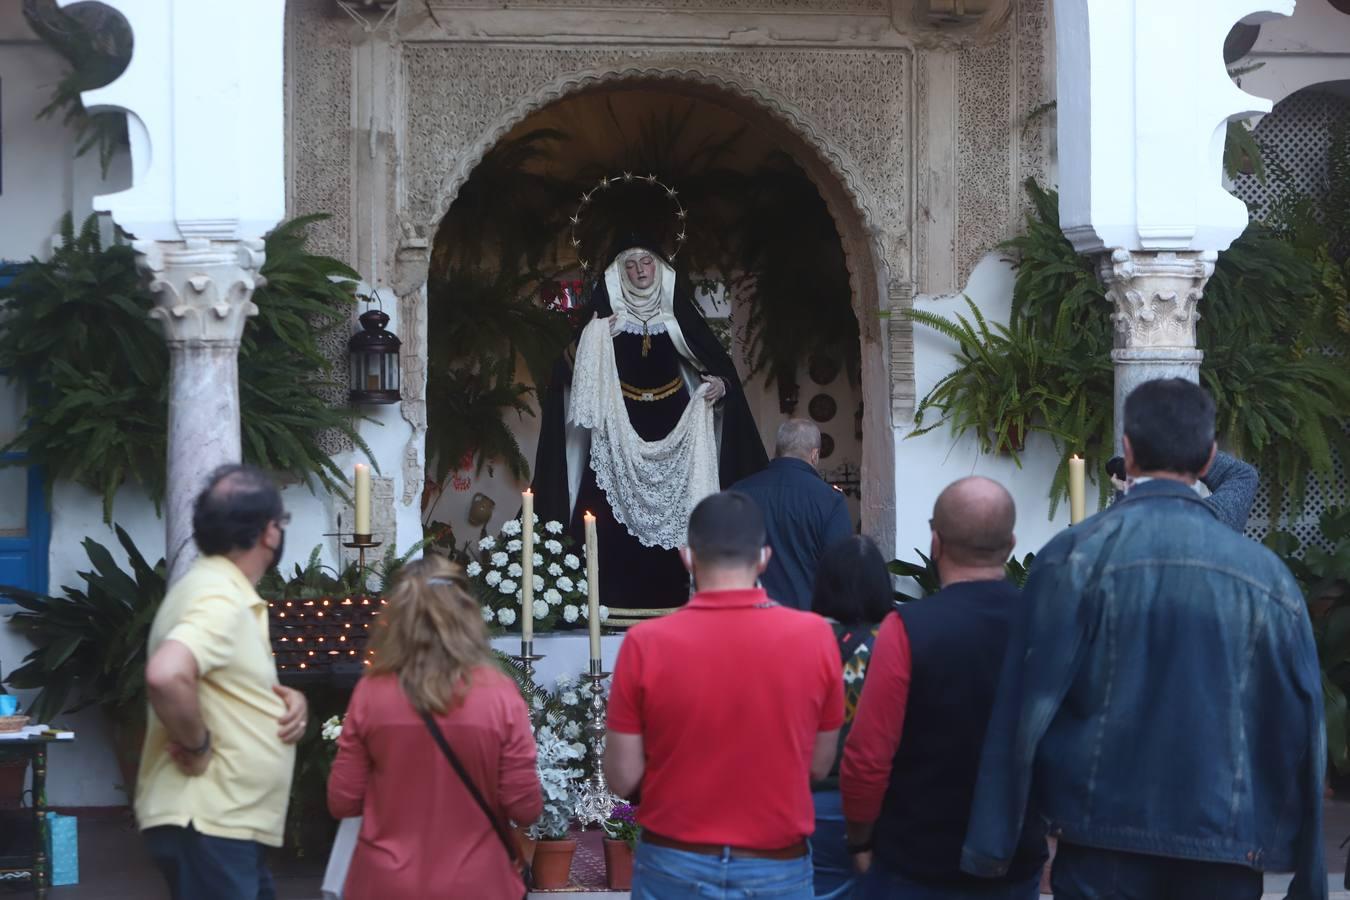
[[634, 840, 815, 899], [857, 860, 1039, 899], [1049, 842, 1263, 900], [811, 789, 857, 899], [143, 825, 276, 900]]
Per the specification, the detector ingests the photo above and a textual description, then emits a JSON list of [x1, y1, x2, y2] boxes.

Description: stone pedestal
[[139, 239, 265, 582], [1098, 249, 1216, 452]]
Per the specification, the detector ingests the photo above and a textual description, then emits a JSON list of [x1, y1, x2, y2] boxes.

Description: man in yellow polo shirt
[[136, 465, 308, 900]]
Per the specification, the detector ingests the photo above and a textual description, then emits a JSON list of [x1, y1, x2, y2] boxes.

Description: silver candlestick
[[514, 639, 545, 724], [574, 659, 615, 827]]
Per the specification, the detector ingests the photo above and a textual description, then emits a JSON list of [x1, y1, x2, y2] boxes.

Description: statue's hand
[[701, 375, 726, 404], [607, 315, 625, 337]]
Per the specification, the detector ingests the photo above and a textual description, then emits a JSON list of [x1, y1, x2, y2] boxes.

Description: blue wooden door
[[0, 263, 49, 598]]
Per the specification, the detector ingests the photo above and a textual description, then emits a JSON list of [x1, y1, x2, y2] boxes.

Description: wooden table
[[0, 734, 68, 898]]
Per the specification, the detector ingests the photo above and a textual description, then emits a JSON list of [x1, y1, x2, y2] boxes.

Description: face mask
[[271, 528, 286, 571]]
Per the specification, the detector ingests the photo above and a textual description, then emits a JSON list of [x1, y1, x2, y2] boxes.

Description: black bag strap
[[419, 711, 523, 870]]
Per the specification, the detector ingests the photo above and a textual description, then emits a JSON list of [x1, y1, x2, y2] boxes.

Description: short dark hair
[[192, 464, 284, 556], [811, 535, 894, 626], [1124, 378, 1216, 475], [686, 491, 766, 568]]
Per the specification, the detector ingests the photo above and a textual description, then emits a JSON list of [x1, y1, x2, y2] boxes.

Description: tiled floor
[[11, 800, 1350, 898]]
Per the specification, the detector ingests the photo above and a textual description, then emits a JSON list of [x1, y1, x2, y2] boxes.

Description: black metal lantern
[[348, 308, 401, 404]]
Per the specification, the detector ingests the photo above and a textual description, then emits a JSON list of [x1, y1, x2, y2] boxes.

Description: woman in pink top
[[328, 557, 543, 899]]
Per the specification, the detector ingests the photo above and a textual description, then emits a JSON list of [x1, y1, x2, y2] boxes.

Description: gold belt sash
[[620, 376, 683, 403]]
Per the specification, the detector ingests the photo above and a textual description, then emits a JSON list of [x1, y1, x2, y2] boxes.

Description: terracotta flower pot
[[513, 825, 537, 866], [603, 838, 634, 890], [531, 837, 576, 890]]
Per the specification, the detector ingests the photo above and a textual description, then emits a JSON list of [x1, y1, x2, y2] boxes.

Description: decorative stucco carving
[[339, 475, 398, 569], [287, 0, 356, 455], [1015, 0, 1051, 215], [427, 0, 886, 9], [955, 31, 1013, 285], [1098, 249, 1216, 351], [887, 280, 916, 420], [396, 284, 429, 505], [400, 45, 909, 277]]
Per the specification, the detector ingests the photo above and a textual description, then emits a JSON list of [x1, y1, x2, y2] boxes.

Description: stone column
[[139, 238, 265, 582], [1098, 248, 1215, 452]]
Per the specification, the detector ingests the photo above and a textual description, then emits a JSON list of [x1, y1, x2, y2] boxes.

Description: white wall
[[893, 254, 1100, 571], [1241, 0, 1350, 106]]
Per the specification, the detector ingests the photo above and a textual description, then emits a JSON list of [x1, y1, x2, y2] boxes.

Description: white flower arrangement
[[320, 715, 343, 743], [468, 515, 590, 633]]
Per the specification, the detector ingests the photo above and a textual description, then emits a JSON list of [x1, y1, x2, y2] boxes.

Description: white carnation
[[481, 605, 494, 622], [465, 561, 482, 577], [478, 536, 496, 551], [533, 599, 549, 619], [534, 574, 545, 593], [491, 551, 509, 567], [563, 604, 579, 623], [497, 607, 517, 626], [599, 605, 609, 621], [321, 716, 343, 742], [547, 563, 562, 577], [545, 520, 564, 534], [507, 562, 523, 578], [485, 570, 502, 587], [499, 579, 518, 594], [564, 554, 580, 570], [561, 691, 579, 706], [506, 539, 523, 553], [544, 588, 562, 605], [501, 518, 522, 536], [532, 513, 540, 524], [556, 576, 575, 593], [533, 553, 544, 568], [544, 539, 563, 555], [577, 578, 588, 594]]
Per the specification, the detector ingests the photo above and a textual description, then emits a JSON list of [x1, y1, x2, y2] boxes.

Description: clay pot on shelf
[[531, 837, 577, 889], [0, 754, 28, 809], [603, 838, 634, 890]]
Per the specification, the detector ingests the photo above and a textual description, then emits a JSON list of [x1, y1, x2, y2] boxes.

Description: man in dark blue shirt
[[732, 419, 852, 609]]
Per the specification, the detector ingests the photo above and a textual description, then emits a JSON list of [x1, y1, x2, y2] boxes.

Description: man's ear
[[757, 546, 772, 576], [1122, 436, 1138, 477], [679, 546, 694, 575], [809, 448, 821, 467], [1198, 441, 1218, 479], [929, 530, 942, 566]]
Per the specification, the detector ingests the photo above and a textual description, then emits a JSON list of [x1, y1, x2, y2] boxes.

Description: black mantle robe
[[530, 271, 768, 610]]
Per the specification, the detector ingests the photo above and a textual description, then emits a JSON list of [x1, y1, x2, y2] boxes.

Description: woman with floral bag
[[327, 556, 543, 899], [810, 536, 896, 899]]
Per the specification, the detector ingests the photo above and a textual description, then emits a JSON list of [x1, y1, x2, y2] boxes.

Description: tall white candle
[[584, 511, 600, 662], [521, 491, 534, 644], [1068, 455, 1086, 525], [354, 463, 371, 535]]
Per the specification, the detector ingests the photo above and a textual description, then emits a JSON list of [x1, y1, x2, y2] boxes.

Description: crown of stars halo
[[570, 172, 688, 273]]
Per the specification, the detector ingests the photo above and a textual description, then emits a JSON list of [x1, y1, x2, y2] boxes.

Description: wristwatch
[[184, 730, 212, 756]]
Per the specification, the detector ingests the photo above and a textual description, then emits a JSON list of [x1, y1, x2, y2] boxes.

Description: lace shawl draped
[[568, 317, 720, 549]]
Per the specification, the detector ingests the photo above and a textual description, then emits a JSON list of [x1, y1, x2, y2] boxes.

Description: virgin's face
[[623, 253, 657, 289]]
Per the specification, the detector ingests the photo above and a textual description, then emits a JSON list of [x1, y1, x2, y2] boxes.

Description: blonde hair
[[368, 555, 493, 715]]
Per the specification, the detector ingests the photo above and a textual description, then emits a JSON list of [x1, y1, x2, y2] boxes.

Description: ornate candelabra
[[574, 658, 615, 826], [513, 639, 545, 724]]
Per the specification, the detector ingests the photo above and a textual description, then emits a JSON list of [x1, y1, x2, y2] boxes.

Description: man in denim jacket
[[962, 378, 1327, 900]]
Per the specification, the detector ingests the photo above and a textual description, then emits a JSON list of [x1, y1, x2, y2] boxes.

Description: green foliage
[[738, 154, 861, 390], [426, 360, 536, 483], [257, 538, 436, 602], [3, 526, 166, 724], [0, 213, 371, 520], [1265, 508, 1350, 771], [239, 215, 374, 500], [23, 0, 132, 176], [911, 172, 1350, 518], [889, 550, 1038, 601], [0, 215, 168, 519]]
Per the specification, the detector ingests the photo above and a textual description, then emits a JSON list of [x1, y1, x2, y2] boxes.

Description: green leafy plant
[[889, 550, 1038, 601], [0, 213, 372, 520], [23, 0, 132, 176], [257, 538, 435, 603], [3, 526, 166, 725], [1266, 508, 1350, 771], [425, 361, 536, 483]]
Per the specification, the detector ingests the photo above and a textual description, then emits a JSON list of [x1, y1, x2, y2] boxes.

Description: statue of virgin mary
[[531, 240, 768, 612]]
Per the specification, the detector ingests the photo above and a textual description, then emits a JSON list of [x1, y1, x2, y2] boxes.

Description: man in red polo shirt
[[605, 490, 844, 900]]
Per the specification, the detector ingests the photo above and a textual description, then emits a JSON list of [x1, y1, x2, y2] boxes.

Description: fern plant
[[0, 213, 373, 520]]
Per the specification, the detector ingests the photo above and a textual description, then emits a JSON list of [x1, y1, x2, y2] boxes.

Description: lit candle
[[354, 463, 371, 536], [521, 490, 534, 644], [1068, 455, 1086, 525], [584, 511, 600, 662]]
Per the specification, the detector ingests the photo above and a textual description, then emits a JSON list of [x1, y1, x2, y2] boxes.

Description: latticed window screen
[[1230, 88, 1350, 550]]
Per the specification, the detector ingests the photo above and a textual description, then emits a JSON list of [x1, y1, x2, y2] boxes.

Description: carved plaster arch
[[400, 62, 900, 548]]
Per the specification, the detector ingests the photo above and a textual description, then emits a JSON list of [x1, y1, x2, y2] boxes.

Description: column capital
[[1098, 248, 1215, 352], [137, 238, 264, 347]]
